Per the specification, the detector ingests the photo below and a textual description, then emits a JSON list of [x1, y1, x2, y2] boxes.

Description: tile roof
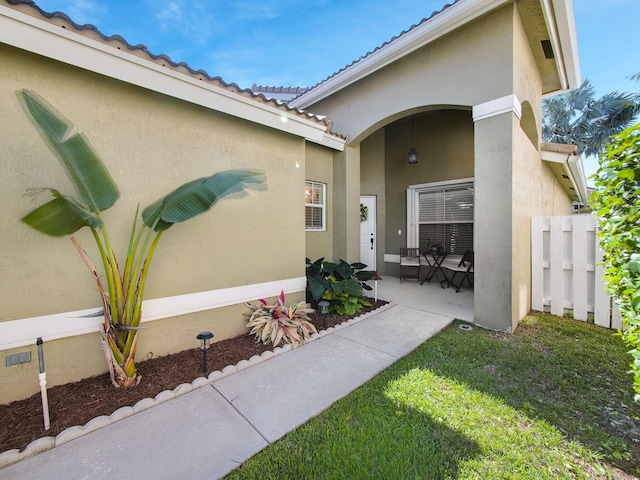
[[3, 0, 341, 137], [251, 85, 311, 103], [291, 1, 460, 103], [252, 85, 310, 96]]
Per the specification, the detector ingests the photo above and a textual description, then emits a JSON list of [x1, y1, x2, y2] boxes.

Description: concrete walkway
[[0, 277, 472, 480]]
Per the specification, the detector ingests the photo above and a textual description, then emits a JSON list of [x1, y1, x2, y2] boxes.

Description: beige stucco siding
[[305, 5, 516, 144], [0, 45, 307, 402], [305, 142, 333, 261], [360, 129, 386, 271], [510, 5, 573, 329], [332, 146, 361, 262]]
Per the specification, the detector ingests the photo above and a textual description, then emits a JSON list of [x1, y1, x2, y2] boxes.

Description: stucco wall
[[360, 129, 386, 272], [304, 5, 515, 144], [510, 4, 573, 329], [0, 45, 308, 402], [305, 142, 334, 262], [331, 146, 361, 263]]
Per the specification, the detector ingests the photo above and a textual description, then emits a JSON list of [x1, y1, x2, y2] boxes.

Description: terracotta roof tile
[[4, 0, 343, 138]]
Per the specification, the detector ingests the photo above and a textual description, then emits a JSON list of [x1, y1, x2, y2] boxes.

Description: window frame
[[406, 178, 474, 254], [305, 180, 327, 231]]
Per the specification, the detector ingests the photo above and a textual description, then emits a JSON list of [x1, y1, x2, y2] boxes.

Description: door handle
[[370, 234, 374, 250]]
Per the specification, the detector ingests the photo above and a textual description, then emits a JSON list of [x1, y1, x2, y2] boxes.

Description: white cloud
[[156, 1, 185, 28], [148, 0, 218, 46]]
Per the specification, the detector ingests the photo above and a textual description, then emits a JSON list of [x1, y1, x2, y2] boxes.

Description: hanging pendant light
[[408, 117, 418, 164]]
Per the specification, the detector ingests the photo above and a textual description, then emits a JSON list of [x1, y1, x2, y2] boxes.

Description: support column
[[472, 94, 521, 332], [333, 145, 361, 263]]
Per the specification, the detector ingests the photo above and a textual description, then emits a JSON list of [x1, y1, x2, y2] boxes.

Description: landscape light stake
[[36, 337, 50, 430], [318, 300, 330, 329], [196, 332, 214, 373]]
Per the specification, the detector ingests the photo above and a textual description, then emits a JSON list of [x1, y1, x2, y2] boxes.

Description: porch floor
[[366, 275, 474, 323]]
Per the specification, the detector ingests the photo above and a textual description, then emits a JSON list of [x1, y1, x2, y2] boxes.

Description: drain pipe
[[36, 338, 50, 431]]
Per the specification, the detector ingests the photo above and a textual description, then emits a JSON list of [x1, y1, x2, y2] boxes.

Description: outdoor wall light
[[408, 117, 418, 164], [196, 331, 214, 373], [318, 300, 330, 329], [408, 146, 418, 164]]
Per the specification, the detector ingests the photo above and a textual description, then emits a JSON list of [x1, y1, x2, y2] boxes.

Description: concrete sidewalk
[[0, 303, 454, 480]]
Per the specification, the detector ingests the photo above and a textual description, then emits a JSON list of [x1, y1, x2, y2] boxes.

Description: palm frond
[[542, 79, 640, 156]]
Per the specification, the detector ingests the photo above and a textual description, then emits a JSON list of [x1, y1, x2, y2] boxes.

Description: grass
[[226, 312, 639, 479]]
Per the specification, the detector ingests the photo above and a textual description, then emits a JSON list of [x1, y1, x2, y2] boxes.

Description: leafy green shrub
[[245, 291, 317, 347], [306, 258, 373, 315], [591, 123, 640, 400]]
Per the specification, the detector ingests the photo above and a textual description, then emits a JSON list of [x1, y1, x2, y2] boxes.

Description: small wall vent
[[541, 40, 554, 59], [6, 352, 31, 366]]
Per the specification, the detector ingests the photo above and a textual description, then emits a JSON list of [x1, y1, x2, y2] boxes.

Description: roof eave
[[540, 0, 581, 94], [541, 142, 588, 203], [0, 5, 345, 151]]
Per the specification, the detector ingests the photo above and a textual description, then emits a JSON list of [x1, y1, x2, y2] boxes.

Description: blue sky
[[32, 0, 640, 178]]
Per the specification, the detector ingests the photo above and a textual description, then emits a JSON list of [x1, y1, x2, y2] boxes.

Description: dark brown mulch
[[0, 299, 388, 455]]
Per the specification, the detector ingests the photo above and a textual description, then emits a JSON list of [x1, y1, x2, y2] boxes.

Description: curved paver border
[[0, 302, 397, 469]]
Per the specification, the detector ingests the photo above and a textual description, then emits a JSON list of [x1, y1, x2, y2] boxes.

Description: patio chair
[[441, 250, 474, 292], [399, 247, 421, 283]]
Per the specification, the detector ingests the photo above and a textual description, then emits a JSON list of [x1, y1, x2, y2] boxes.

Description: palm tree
[[18, 90, 266, 388], [542, 79, 639, 157]]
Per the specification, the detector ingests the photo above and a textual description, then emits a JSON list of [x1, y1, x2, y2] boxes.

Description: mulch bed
[[0, 299, 388, 454]]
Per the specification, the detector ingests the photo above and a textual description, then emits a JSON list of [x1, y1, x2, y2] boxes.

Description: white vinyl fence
[[531, 214, 622, 330]]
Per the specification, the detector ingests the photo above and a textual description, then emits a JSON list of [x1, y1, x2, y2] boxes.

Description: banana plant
[[18, 90, 266, 388]]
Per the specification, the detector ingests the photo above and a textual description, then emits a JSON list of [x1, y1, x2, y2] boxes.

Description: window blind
[[418, 183, 473, 254], [305, 181, 326, 230]]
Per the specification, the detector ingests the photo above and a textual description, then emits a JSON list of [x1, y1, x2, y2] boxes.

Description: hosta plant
[[245, 291, 317, 348], [17, 89, 266, 388], [306, 258, 372, 315]]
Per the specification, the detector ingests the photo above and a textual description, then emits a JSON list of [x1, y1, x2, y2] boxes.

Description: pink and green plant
[[245, 291, 317, 348]]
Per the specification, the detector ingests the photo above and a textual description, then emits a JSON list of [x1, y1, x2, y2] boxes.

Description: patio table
[[420, 252, 448, 284]]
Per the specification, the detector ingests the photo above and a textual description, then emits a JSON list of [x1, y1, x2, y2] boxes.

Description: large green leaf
[[142, 169, 266, 231], [22, 196, 94, 236], [18, 90, 120, 213]]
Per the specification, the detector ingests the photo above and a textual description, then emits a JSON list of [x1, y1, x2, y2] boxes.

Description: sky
[[31, 0, 640, 180]]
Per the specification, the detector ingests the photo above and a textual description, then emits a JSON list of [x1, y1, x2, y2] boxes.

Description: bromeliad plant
[[18, 90, 266, 388], [245, 291, 317, 347]]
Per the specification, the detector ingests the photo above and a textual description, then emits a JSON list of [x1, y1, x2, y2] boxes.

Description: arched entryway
[[359, 108, 474, 278]]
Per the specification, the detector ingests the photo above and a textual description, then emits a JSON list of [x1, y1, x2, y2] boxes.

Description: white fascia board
[[540, 0, 581, 92], [567, 155, 588, 202], [0, 277, 306, 351], [541, 149, 588, 203], [290, 0, 510, 109], [319, 132, 346, 151], [0, 6, 342, 149]]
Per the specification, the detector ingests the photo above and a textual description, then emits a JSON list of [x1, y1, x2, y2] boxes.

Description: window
[[305, 181, 326, 231], [407, 180, 474, 255]]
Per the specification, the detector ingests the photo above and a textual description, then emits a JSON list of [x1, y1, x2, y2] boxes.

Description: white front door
[[359, 196, 377, 271]]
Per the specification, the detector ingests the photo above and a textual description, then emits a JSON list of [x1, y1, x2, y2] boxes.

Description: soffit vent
[[541, 39, 554, 59]]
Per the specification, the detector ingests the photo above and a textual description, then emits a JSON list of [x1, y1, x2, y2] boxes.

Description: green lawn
[[227, 312, 639, 479]]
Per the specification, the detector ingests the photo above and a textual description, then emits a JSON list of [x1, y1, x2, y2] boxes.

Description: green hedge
[[591, 123, 640, 400]]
